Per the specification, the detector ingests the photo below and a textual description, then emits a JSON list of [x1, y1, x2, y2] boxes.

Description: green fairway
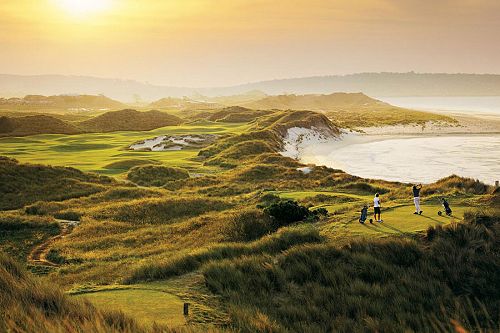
[[0, 121, 250, 176], [323, 204, 469, 238], [74, 287, 186, 328], [273, 190, 371, 201]]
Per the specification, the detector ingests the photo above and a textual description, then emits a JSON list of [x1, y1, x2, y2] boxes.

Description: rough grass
[[126, 227, 322, 283], [90, 197, 233, 224], [127, 165, 190, 186], [0, 214, 60, 261], [207, 107, 272, 123], [104, 159, 161, 171], [0, 156, 113, 210]]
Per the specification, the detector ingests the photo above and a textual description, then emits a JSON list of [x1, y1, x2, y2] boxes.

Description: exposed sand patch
[[130, 134, 217, 152], [280, 126, 339, 159]]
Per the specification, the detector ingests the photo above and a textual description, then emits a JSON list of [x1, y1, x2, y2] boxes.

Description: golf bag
[[359, 206, 368, 223], [442, 199, 452, 216]]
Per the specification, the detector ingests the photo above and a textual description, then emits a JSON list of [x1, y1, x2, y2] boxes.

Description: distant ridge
[[1, 72, 500, 102], [0, 94, 125, 110], [242, 92, 383, 111]]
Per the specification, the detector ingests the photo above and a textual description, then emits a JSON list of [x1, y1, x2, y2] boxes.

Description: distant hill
[[226, 73, 500, 97], [149, 97, 220, 110], [79, 109, 183, 132], [198, 90, 268, 106], [149, 91, 269, 110], [0, 74, 192, 103], [2, 73, 500, 101], [243, 93, 384, 111], [0, 115, 81, 137], [0, 109, 184, 137], [0, 94, 125, 110]]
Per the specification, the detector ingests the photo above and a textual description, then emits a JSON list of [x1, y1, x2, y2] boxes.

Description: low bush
[[54, 211, 81, 221], [263, 200, 311, 228], [45, 249, 67, 265]]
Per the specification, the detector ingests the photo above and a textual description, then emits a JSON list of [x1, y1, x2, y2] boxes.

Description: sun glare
[[55, 0, 113, 17]]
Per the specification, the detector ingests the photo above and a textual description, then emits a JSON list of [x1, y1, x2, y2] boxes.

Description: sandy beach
[[281, 107, 500, 185]]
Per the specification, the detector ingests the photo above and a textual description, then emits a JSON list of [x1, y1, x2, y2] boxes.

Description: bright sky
[[1, 0, 500, 86]]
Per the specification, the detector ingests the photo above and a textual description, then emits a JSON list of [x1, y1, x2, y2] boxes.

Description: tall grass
[[0, 253, 149, 332], [0, 156, 112, 210], [126, 227, 322, 284], [202, 210, 500, 332], [91, 196, 233, 224]]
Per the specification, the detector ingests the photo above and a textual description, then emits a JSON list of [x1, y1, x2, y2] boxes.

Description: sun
[[55, 0, 113, 17]]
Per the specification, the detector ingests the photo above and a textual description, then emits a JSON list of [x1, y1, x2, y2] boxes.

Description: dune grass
[[0, 214, 60, 261]]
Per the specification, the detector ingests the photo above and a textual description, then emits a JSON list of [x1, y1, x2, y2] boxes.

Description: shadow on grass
[[419, 214, 446, 225]]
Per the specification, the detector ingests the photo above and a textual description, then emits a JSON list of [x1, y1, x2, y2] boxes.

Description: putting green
[[75, 288, 186, 327], [328, 204, 469, 237]]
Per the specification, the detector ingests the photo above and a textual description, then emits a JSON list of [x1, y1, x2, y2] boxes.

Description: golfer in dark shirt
[[412, 184, 423, 215]]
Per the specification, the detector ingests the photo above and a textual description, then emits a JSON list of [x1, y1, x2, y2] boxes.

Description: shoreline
[[355, 114, 500, 136], [281, 113, 500, 185]]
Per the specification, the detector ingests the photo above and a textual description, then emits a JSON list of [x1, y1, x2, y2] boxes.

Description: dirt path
[[28, 219, 80, 267]]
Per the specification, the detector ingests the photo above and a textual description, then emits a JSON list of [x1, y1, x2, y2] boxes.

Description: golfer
[[412, 184, 423, 215], [373, 193, 382, 222]]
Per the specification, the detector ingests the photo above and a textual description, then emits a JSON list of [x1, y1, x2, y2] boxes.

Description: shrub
[[127, 165, 189, 186], [264, 200, 311, 228], [312, 207, 329, 217], [45, 249, 66, 265], [53, 211, 81, 221]]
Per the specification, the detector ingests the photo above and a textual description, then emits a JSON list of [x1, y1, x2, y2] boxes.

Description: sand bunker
[[130, 134, 217, 151]]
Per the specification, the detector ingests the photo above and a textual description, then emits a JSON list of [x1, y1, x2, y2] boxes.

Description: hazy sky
[[1, 0, 500, 87]]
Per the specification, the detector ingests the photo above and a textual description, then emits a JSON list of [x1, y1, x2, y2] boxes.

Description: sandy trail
[[28, 219, 79, 267]]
